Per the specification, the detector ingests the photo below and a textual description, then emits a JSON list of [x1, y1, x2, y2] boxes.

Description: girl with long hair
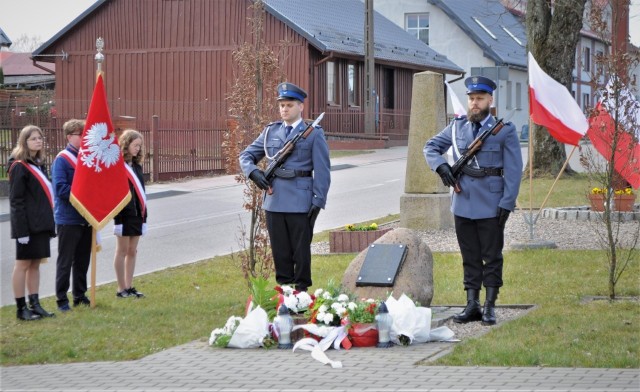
[[8, 125, 57, 320]]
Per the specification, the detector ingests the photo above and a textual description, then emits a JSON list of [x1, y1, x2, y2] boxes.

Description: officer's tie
[[473, 122, 481, 138], [285, 125, 293, 138]]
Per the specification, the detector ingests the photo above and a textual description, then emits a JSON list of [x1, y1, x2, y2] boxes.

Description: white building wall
[[374, 0, 530, 137]]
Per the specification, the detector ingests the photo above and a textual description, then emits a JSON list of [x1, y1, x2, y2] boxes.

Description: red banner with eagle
[[70, 74, 131, 230]]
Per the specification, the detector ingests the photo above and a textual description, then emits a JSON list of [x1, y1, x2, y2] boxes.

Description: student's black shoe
[[128, 287, 145, 298], [73, 296, 91, 307]]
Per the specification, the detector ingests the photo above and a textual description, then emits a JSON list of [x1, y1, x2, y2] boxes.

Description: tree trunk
[[526, 0, 587, 176]]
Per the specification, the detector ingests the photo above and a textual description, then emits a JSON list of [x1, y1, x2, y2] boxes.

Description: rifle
[[264, 112, 325, 195], [450, 117, 506, 193]]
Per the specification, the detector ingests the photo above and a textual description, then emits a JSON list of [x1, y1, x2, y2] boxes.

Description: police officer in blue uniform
[[239, 82, 331, 292], [424, 76, 523, 325]]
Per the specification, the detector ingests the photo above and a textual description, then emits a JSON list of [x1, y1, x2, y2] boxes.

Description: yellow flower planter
[[588, 193, 636, 212]]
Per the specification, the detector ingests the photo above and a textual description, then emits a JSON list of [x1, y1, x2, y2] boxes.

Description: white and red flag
[[587, 78, 640, 189], [70, 74, 131, 230], [528, 52, 588, 146], [445, 80, 467, 117]]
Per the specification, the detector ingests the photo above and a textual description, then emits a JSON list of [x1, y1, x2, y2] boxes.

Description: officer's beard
[[467, 107, 491, 123]]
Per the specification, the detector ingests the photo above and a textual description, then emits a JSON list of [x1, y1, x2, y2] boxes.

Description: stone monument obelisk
[[400, 71, 453, 229]]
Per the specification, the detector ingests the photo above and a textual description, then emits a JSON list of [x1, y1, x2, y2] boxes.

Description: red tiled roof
[[0, 52, 55, 76]]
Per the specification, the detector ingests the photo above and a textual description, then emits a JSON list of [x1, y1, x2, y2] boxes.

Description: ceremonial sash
[[10, 160, 54, 209], [124, 164, 146, 215], [57, 149, 77, 168]]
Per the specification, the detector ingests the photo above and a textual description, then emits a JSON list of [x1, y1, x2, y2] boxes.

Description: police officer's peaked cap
[[277, 82, 307, 102], [465, 76, 497, 95]]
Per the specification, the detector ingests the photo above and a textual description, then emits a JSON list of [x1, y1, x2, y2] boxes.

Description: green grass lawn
[[1, 248, 637, 368], [1, 163, 637, 368]]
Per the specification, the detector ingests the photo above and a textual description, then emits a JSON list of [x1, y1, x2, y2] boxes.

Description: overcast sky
[[1, 0, 639, 51]]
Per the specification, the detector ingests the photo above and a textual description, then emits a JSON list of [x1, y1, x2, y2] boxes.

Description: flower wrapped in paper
[[227, 305, 270, 349], [209, 304, 271, 349], [385, 294, 455, 345]]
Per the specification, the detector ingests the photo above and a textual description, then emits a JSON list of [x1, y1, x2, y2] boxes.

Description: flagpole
[[515, 121, 552, 249], [526, 118, 535, 240], [529, 118, 534, 216], [537, 145, 578, 212]]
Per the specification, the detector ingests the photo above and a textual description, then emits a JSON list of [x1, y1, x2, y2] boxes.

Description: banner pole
[[90, 228, 97, 308], [89, 38, 103, 310]]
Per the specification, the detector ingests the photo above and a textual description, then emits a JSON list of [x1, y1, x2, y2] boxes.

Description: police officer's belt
[[274, 168, 312, 178], [461, 166, 504, 177]]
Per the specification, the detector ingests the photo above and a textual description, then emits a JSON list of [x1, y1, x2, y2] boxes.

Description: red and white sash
[[57, 149, 77, 168], [124, 163, 146, 215], [10, 161, 54, 209]]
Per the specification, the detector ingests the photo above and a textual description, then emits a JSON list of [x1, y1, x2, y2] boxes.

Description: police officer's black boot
[[28, 293, 55, 317], [16, 297, 41, 321], [453, 289, 482, 323], [482, 287, 499, 326]]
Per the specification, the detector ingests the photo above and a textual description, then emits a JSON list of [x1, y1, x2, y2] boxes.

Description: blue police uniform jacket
[[239, 120, 331, 213], [423, 116, 523, 220], [52, 144, 89, 225]]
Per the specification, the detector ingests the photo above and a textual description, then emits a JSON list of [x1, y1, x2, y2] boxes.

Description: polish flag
[[70, 74, 131, 230], [587, 78, 640, 189], [528, 52, 588, 146], [445, 80, 467, 117]]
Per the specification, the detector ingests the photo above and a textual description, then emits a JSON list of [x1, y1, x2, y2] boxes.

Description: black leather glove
[[308, 204, 321, 228], [248, 169, 269, 190], [497, 207, 511, 228], [435, 163, 456, 187]]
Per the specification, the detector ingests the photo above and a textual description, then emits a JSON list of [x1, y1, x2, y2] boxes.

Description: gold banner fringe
[[70, 192, 132, 231]]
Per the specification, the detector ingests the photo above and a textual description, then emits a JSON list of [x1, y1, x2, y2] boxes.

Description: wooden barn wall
[[43, 0, 311, 129], [39, 0, 419, 141]]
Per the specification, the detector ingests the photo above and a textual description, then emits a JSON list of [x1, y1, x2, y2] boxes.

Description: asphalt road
[[0, 147, 408, 306], [0, 142, 597, 306]]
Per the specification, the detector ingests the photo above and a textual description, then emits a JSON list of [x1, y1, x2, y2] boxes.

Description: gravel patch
[[443, 307, 532, 341], [311, 212, 637, 342], [312, 210, 640, 254]]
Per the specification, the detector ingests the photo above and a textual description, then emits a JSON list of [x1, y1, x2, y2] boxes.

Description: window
[[506, 81, 513, 109], [596, 50, 604, 77], [405, 13, 429, 45], [515, 82, 522, 110], [327, 61, 338, 105], [347, 63, 359, 106], [583, 47, 591, 72], [582, 93, 590, 111], [472, 17, 497, 40], [383, 68, 394, 109]]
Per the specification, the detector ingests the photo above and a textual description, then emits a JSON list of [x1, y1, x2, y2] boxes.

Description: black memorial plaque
[[355, 243, 408, 287]]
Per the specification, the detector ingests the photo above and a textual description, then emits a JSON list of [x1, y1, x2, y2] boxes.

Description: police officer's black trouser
[[454, 215, 504, 290], [266, 211, 312, 291]]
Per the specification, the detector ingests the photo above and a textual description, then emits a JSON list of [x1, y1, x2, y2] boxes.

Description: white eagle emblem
[[80, 122, 121, 172]]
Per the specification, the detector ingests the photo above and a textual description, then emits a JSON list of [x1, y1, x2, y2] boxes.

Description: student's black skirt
[[16, 232, 51, 260], [121, 215, 144, 236]]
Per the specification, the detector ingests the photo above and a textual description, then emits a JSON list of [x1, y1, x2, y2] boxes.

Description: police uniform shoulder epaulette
[[266, 120, 282, 127], [454, 115, 467, 121]]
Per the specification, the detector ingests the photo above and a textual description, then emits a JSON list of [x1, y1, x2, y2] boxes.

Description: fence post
[[151, 115, 159, 182]]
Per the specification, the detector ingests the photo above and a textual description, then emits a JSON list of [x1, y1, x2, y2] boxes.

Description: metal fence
[[0, 114, 227, 181], [1, 97, 410, 181]]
